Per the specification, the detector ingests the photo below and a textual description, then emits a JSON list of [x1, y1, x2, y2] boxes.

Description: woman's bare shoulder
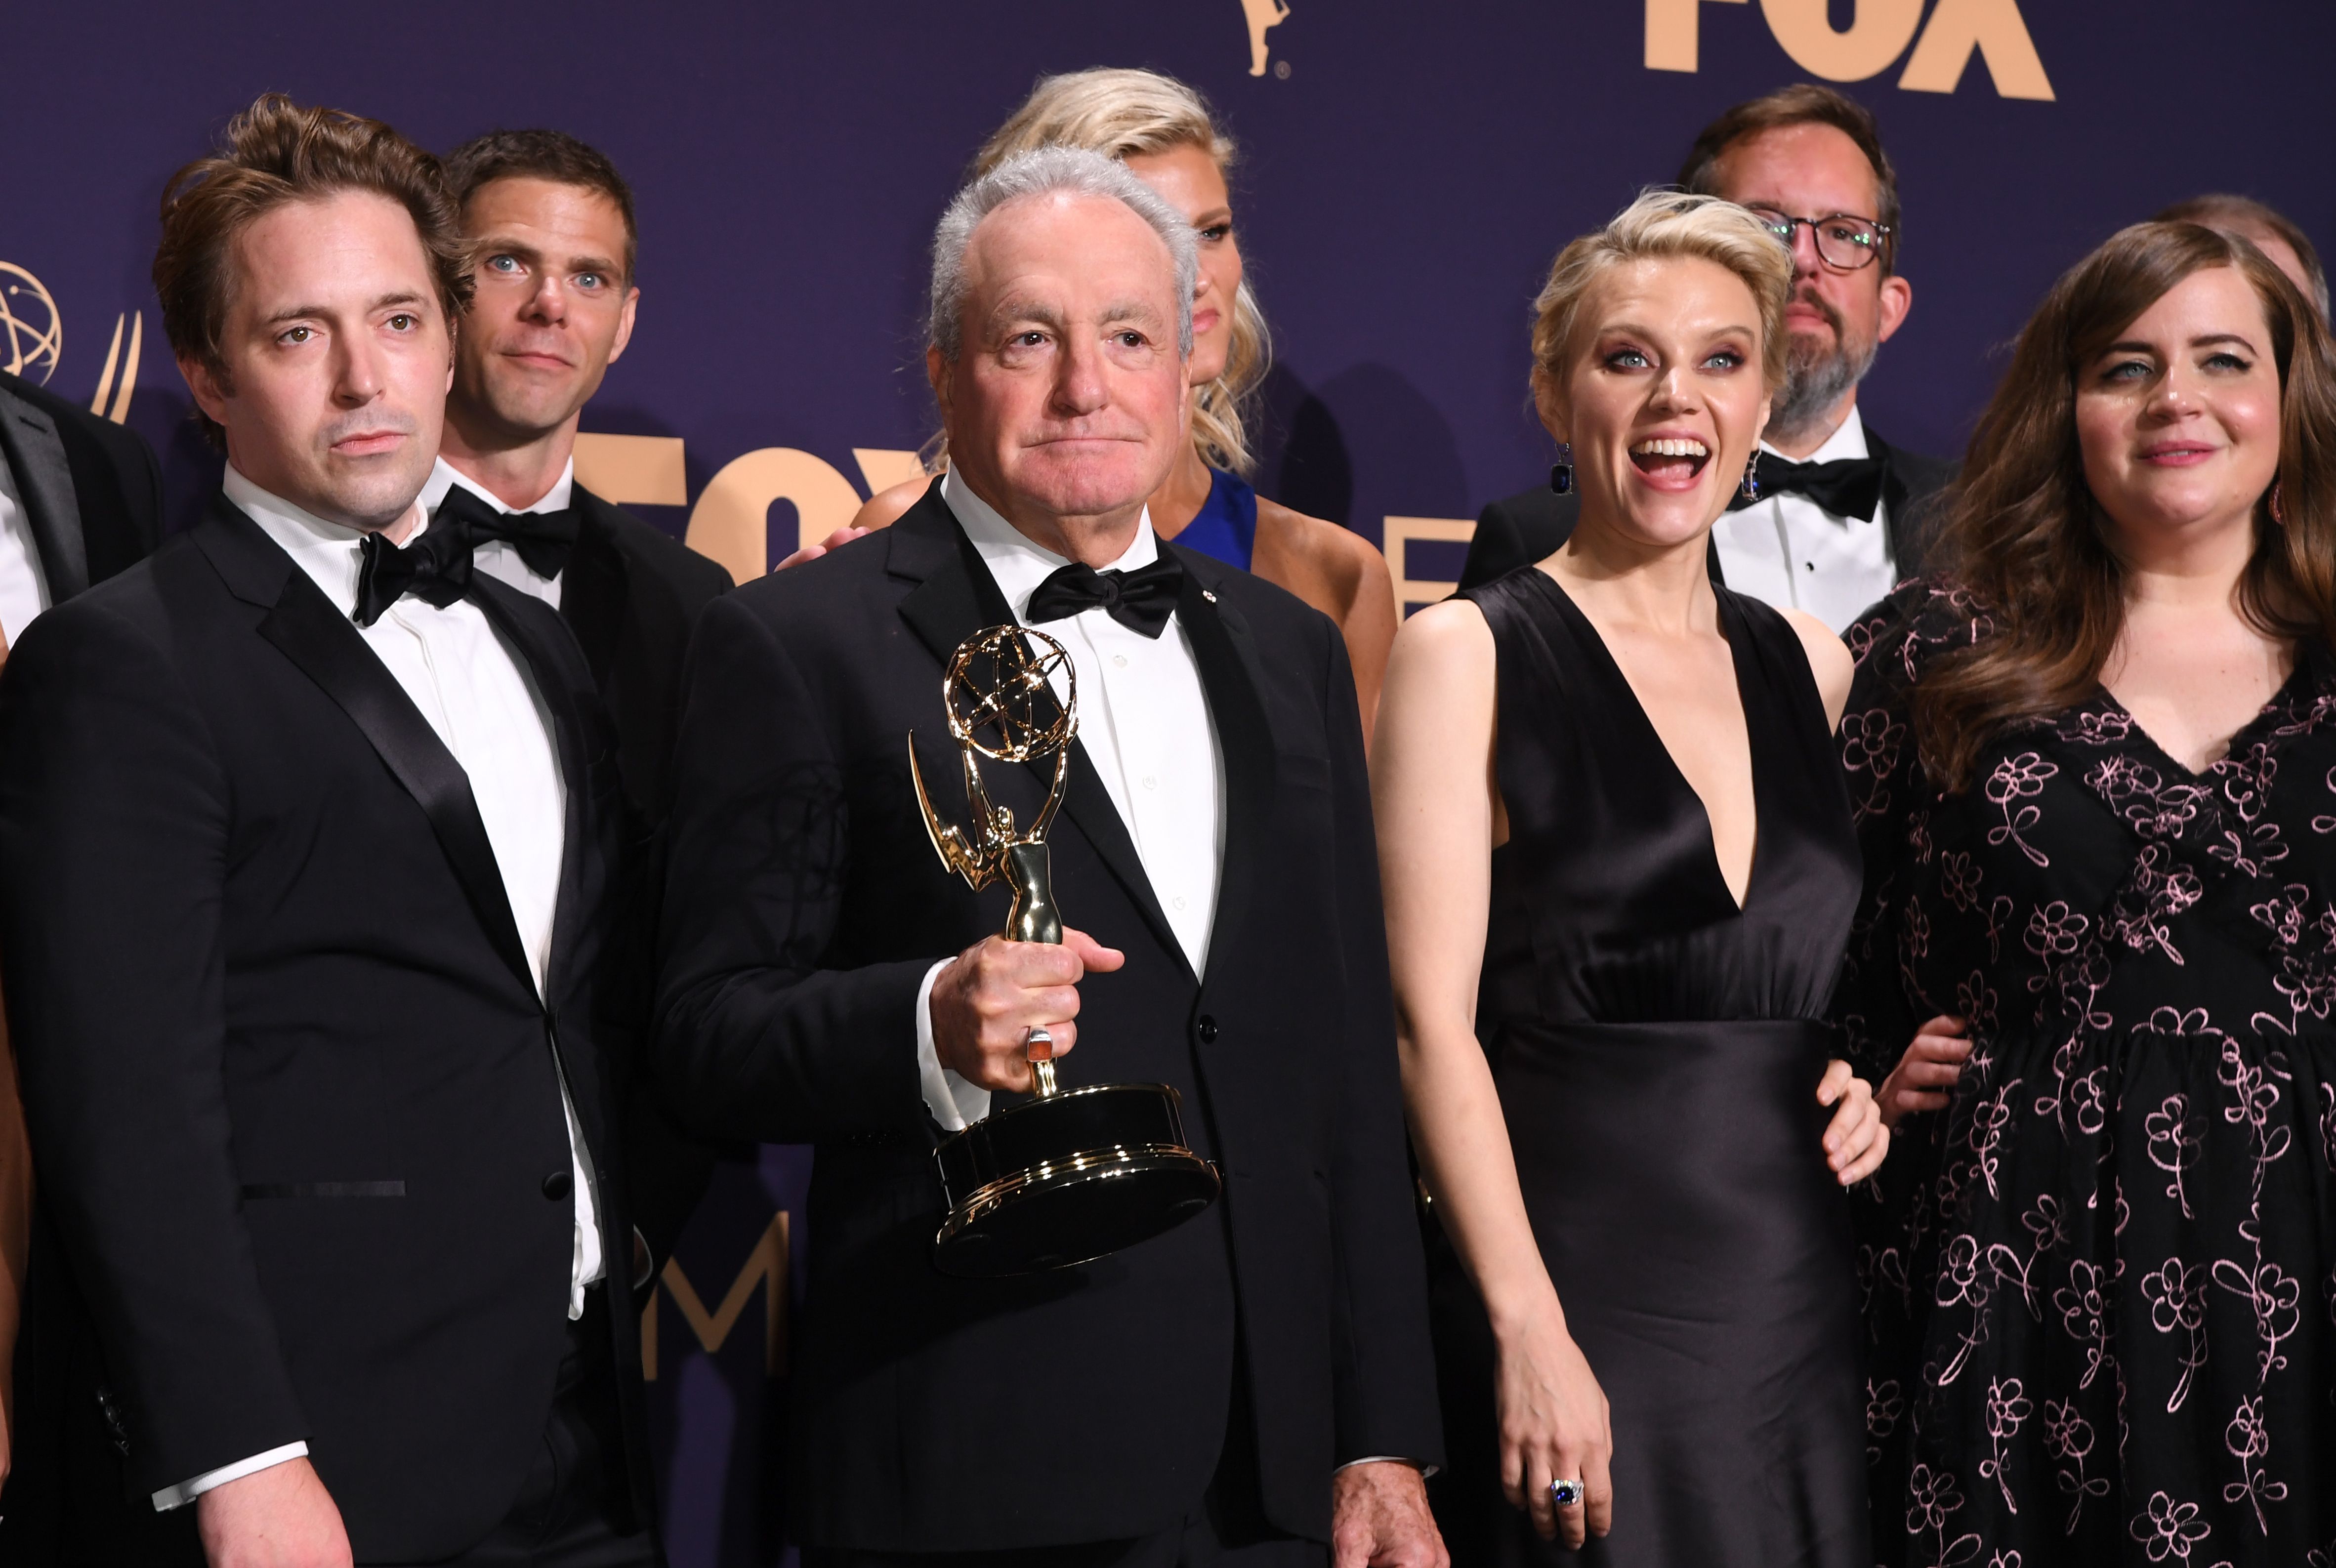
[[1257, 495, 1384, 573], [1779, 606, 1855, 727], [1390, 595, 1492, 666], [1252, 493, 1392, 610]]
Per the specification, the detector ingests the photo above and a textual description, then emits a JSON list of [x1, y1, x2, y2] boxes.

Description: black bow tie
[[353, 520, 475, 627], [1728, 452, 1886, 521], [1025, 556, 1185, 638], [433, 483, 580, 580]]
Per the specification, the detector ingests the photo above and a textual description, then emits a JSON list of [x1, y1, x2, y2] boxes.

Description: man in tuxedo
[[0, 358, 166, 1500], [0, 370, 164, 624], [0, 95, 662, 1567], [1460, 84, 1955, 627], [432, 129, 733, 823], [657, 147, 1443, 1566]]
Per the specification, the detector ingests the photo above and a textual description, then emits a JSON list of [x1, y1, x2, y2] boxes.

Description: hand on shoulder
[[848, 475, 931, 535]]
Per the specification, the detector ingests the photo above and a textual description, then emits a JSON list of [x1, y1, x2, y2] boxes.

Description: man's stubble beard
[[455, 354, 586, 448], [302, 410, 431, 532], [1767, 291, 1879, 447]]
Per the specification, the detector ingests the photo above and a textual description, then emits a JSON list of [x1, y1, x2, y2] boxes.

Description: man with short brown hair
[[0, 95, 662, 1567], [431, 128, 730, 823], [1462, 84, 1955, 627]]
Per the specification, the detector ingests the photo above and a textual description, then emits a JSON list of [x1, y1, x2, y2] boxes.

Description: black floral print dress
[[1835, 581, 2336, 1568]]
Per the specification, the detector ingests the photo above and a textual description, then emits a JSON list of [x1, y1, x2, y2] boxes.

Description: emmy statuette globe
[[910, 625, 1220, 1277]]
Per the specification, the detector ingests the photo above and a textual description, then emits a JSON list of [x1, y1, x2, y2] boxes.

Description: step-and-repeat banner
[[6, 1, 2328, 1561]]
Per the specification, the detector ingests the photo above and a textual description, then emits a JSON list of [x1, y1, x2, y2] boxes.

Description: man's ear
[[926, 344, 953, 426], [1876, 272, 1914, 344], [180, 353, 232, 429], [606, 285, 640, 366]]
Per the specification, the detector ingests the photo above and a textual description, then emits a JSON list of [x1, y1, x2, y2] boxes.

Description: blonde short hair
[[973, 68, 1271, 477], [1529, 191, 1793, 406]]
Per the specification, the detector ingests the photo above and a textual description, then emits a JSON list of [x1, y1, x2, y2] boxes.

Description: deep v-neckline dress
[[1426, 568, 1869, 1568]]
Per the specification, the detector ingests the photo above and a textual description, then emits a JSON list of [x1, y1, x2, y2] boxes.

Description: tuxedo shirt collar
[[940, 469, 1162, 623], [1760, 402, 1869, 464], [420, 454, 576, 519], [222, 464, 432, 617]]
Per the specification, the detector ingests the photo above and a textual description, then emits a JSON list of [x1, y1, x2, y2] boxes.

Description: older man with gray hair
[[655, 147, 1445, 1566]]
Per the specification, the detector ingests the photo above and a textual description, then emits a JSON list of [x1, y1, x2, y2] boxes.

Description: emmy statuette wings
[[909, 624, 1220, 1277]]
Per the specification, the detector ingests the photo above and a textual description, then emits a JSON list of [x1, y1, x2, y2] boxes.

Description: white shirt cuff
[[153, 1441, 309, 1511], [915, 958, 991, 1132], [1337, 1454, 1439, 1478]]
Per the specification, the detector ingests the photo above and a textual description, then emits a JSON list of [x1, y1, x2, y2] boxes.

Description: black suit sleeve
[[1319, 630, 1445, 1465], [654, 593, 932, 1142], [0, 601, 306, 1490], [107, 415, 164, 565]]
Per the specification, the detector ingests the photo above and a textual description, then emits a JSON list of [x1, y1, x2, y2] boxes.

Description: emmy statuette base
[[932, 1082, 1221, 1278]]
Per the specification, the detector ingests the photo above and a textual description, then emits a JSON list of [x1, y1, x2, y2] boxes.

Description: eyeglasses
[[1748, 207, 1892, 272]]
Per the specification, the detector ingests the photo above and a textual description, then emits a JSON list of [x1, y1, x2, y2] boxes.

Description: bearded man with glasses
[[1461, 85, 1955, 631]]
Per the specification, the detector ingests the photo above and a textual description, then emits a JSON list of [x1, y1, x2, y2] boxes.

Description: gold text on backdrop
[[1646, 0, 2054, 99]]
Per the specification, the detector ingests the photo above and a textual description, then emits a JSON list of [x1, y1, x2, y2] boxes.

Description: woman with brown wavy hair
[[1836, 220, 2336, 1565]]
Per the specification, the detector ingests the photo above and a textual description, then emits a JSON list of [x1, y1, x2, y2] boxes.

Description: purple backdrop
[[4, 1, 2331, 1561]]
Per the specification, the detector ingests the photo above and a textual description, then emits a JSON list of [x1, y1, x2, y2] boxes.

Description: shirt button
[[542, 1170, 573, 1201], [1173, 895, 1188, 910], [1113, 654, 1129, 668], [1143, 775, 1158, 790]]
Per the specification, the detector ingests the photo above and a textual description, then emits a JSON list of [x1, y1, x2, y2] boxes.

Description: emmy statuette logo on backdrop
[[1241, 0, 1292, 77], [0, 262, 63, 384], [0, 260, 145, 423]]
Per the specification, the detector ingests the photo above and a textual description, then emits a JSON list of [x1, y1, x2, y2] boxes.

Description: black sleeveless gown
[[1427, 569, 1869, 1567]]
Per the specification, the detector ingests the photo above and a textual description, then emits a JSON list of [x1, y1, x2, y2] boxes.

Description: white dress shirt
[[418, 455, 574, 607], [157, 468, 605, 1511], [0, 454, 53, 647], [1709, 405, 1896, 633], [914, 472, 1226, 1131]]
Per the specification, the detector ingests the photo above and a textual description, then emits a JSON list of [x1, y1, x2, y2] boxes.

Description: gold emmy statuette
[[911, 625, 1220, 1277]]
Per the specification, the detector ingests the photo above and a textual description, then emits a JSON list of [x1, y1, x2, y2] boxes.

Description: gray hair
[[927, 145, 1199, 362]]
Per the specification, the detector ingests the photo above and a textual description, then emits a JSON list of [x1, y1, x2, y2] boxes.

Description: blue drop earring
[[1550, 443, 1574, 496], [1739, 450, 1762, 501]]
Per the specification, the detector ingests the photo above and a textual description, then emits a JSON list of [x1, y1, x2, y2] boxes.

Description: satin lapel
[[892, 499, 1183, 962], [0, 385, 90, 601], [253, 570, 537, 997], [1172, 559, 1275, 988], [470, 576, 598, 1005]]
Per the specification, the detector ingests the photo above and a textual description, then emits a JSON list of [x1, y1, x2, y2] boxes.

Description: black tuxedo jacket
[[0, 369, 164, 601], [1457, 425, 1957, 592], [0, 496, 655, 1563], [556, 483, 733, 822], [552, 485, 733, 1248], [655, 490, 1441, 1552]]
